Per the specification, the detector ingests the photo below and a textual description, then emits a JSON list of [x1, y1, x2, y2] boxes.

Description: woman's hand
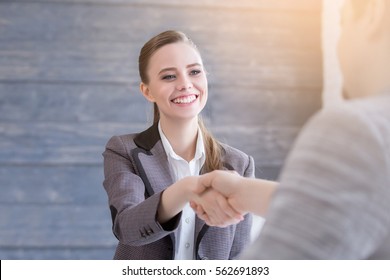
[[191, 188, 244, 227]]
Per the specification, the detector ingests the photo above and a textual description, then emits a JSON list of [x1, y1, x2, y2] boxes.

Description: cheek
[[200, 89, 208, 109], [149, 83, 170, 99], [198, 78, 208, 95], [198, 82, 208, 102]]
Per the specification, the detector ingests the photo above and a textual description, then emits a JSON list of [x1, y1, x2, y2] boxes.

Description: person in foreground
[[102, 30, 254, 260], [193, 0, 390, 259]]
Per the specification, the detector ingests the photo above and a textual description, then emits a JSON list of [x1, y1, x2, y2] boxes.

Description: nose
[[176, 75, 193, 91]]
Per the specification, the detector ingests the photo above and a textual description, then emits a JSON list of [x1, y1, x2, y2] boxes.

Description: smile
[[171, 94, 198, 104]]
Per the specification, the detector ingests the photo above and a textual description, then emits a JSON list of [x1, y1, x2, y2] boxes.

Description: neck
[[160, 117, 199, 162]]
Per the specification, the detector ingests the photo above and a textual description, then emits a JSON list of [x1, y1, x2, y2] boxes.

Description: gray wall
[[0, 0, 322, 259]]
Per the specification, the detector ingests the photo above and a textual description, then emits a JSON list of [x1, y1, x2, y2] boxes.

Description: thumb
[[193, 172, 214, 194]]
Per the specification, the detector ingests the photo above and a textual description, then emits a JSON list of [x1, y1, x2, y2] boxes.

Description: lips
[[171, 94, 198, 104]]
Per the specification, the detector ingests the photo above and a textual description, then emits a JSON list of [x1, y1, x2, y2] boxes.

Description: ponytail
[[198, 117, 223, 173]]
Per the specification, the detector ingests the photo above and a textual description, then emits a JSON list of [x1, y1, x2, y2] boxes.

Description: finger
[[197, 210, 214, 225], [194, 188, 241, 227], [190, 201, 214, 224], [203, 216, 216, 227], [216, 194, 244, 221], [204, 195, 240, 227], [200, 204, 222, 227], [194, 171, 216, 194], [189, 201, 198, 212], [190, 202, 205, 217], [203, 210, 239, 228]]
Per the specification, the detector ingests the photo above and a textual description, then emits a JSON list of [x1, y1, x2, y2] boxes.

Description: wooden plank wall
[[0, 0, 322, 259]]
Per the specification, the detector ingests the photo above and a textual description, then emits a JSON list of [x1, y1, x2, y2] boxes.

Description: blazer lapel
[[132, 123, 174, 196]]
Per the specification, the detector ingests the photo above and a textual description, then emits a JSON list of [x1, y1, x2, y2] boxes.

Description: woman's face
[[141, 42, 208, 123]]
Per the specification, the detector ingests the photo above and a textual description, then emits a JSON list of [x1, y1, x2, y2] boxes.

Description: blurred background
[[0, 0, 325, 259]]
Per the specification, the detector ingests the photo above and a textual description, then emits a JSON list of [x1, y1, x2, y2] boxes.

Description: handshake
[[188, 170, 277, 227]]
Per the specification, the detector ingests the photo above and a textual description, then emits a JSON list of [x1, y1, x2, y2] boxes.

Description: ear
[[140, 82, 155, 102]]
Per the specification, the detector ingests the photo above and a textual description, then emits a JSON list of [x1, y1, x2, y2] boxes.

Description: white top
[[158, 122, 206, 260]]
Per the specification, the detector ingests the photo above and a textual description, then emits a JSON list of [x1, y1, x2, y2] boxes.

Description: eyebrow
[[158, 63, 202, 75]]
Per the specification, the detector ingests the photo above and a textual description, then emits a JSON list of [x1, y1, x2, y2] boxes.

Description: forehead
[[148, 42, 203, 71]]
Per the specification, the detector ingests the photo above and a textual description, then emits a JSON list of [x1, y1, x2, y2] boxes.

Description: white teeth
[[172, 95, 197, 104]]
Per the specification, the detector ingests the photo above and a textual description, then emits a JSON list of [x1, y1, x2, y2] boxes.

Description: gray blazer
[[242, 92, 390, 259], [103, 123, 254, 260]]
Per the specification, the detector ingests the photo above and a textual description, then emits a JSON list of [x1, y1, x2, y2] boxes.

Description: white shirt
[[158, 122, 206, 260]]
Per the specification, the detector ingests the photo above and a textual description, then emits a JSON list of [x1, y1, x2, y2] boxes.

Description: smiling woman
[[139, 31, 221, 173], [139, 41, 208, 135], [102, 30, 255, 260]]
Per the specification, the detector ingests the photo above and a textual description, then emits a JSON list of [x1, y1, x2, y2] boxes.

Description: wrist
[[183, 176, 199, 201]]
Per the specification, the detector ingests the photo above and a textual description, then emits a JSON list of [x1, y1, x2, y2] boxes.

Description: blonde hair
[[138, 30, 223, 172]]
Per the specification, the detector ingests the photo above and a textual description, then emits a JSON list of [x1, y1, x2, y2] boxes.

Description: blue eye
[[190, 69, 201, 75], [162, 75, 176, 80]]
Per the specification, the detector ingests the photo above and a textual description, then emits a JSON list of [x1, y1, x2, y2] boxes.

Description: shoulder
[[220, 143, 253, 174], [301, 98, 388, 148], [221, 143, 249, 159], [105, 133, 139, 150], [285, 97, 389, 181], [309, 93, 390, 130], [104, 133, 140, 159], [304, 103, 362, 133], [105, 123, 161, 154]]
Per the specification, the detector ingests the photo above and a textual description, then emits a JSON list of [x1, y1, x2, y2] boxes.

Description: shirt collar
[[158, 121, 205, 164]]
